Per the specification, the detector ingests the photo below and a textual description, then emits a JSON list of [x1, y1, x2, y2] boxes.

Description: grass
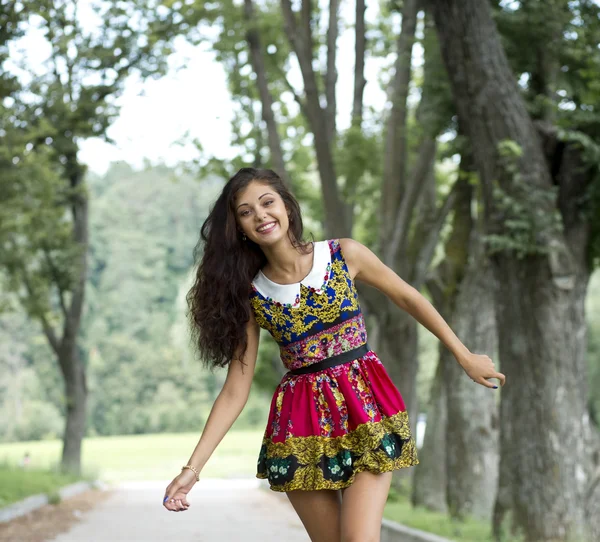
[[383, 488, 529, 542], [0, 464, 84, 508], [0, 429, 264, 484], [384, 496, 494, 541]]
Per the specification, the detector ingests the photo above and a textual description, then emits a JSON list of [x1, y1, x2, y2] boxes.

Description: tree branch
[[41, 244, 69, 321], [412, 179, 460, 290], [325, 0, 339, 141], [386, 136, 437, 267], [380, 0, 419, 247], [17, 258, 61, 356], [243, 0, 291, 185], [352, 0, 366, 123]]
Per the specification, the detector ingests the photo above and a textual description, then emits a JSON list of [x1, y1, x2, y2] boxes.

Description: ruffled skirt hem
[[256, 410, 419, 492]]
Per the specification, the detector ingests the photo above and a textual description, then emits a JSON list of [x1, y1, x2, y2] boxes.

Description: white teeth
[[257, 222, 276, 232]]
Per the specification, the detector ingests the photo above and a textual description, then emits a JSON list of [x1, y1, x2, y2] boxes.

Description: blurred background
[[1, 0, 600, 541]]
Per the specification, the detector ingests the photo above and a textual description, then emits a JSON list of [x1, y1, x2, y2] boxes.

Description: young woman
[[162, 168, 505, 541]]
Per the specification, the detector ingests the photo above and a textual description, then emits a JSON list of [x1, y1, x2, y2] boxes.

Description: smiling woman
[[186, 168, 314, 370], [162, 167, 503, 541]]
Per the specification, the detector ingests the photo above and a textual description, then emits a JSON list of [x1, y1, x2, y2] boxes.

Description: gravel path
[[47, 479, 309, 542]]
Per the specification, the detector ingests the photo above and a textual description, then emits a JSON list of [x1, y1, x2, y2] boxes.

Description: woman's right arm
[[185, 310, 261, 473]]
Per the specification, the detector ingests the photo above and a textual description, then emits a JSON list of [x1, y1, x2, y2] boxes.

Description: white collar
[[252, 240, 330, 306]]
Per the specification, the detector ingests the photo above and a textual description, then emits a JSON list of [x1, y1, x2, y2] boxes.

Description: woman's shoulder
[[337, 237, 365, 259]]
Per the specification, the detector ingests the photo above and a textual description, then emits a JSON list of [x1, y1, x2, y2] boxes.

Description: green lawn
[[383, 497, 495, 542], [0, 465, 83, 508], [0, 429, 264, 483]]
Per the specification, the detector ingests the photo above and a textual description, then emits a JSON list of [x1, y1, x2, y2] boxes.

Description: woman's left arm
[[340, 238, 506, 389]]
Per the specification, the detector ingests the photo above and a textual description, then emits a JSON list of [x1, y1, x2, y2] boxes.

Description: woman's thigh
[[286, 488, 342, 542], [339, 471, 393, 542]]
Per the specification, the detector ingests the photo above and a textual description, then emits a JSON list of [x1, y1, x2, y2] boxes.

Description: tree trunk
[[378, 309, 419, 423], [352, 0, 366, 124], [427, 1, 594, 539], [56, 162, 89, 475], [444, 143, 499, 522], [244, 0, 291, 186], [280, 0, 350, 238], [380, 0, 418, 245], [59, 343, 88, 474], [445, 230, 499, 521], [411, 359, 448, 512], [325, 0, 338, 143], [411, 171, 468, 511]]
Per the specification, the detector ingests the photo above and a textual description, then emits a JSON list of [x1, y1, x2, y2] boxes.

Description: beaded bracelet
[[181, 464, 200, 482]]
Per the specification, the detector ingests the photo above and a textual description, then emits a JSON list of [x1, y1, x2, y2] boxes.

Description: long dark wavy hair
[[187, 168, 313, 370]]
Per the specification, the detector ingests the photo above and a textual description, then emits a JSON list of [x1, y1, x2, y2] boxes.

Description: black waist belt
[[289, 343, 371, 375]]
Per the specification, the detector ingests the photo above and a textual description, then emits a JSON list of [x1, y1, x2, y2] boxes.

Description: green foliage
[[496, 1, 600, 125], [0, 163, 274, 441], [0, 114, 80, 321], [0, 0, 202, 320], [482, 139, 562, 258], [84, 164, 220, 437]]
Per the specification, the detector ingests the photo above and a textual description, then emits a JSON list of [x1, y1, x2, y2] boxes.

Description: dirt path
[[45, 479, 309, 542]]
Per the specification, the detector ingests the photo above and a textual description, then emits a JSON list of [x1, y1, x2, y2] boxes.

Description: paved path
[[48, 479, 310, 542]]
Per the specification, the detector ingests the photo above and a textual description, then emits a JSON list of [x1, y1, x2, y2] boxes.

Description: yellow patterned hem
[[256, 410, 419, 492]]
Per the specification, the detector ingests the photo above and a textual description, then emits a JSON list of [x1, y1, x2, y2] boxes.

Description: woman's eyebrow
[[236, 192, 274, 210]]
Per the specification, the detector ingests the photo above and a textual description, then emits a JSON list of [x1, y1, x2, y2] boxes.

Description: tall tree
[[366, 7, 457, 434], [426, 0, 600, 539], [191, 1, 458, 449], [0, 0, 191, 473]]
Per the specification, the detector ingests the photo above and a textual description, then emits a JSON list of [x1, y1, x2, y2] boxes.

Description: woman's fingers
[[476, 371, 506, 389], [163, 486, 191, 512], [165, 497, 185, 512]]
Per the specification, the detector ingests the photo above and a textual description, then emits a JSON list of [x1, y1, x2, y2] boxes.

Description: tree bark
[[373, 7, 454, 438], [58, 341, 88, 473], [427, 1, 594, 539], [411, 356, 448, 512], [342, 0, 367, 218], [380, 0, 419, 246], [412, 167, 497, 517], [445, 230, 499, 521], [352, 0, 366, 124], [40, 160, 89, 475], [280, 0, 350, 238], [325, 0, 338, 143], [243, 0, 291, 186]]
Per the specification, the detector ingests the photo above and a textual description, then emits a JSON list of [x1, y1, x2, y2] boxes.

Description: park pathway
[[47, 479, 310, 542]]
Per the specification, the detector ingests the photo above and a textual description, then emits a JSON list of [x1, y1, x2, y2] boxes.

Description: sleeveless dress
[[250, 239, 418, 492]]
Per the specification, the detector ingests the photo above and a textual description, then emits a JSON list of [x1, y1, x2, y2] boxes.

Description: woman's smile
[[256, 221, 278, 234]]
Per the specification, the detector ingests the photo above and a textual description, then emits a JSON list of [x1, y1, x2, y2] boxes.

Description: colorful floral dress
[[250, 238, 418, 492]]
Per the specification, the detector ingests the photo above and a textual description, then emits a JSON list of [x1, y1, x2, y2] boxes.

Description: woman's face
[[235, 181, 290, 246]]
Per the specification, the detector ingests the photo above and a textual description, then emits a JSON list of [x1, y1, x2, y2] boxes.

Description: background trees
[[1, 0, 600, 540]]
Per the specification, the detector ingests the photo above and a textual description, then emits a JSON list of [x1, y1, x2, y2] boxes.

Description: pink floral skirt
[[256, 349, 419, 491]]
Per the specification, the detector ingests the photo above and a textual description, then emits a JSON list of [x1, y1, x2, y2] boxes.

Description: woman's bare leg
[[339, 471, 392, 542], [286, 488, 342, 542]]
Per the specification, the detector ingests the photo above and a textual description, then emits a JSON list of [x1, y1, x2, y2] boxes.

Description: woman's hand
[[458, 352, 506, 389], [162, 468, 197, 512]]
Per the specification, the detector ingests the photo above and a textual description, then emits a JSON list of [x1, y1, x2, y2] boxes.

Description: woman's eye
[[241, 210, 250, 217], [264, 200, 274, 206]]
